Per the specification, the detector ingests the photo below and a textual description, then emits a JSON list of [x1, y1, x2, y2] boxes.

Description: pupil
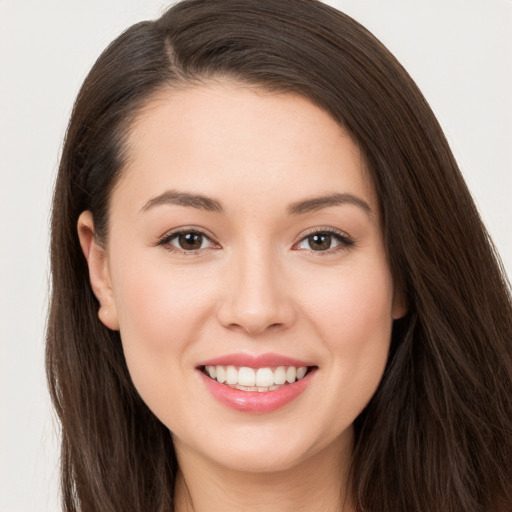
[[179, 232, 202, 250], [309, 233, 331, 251]]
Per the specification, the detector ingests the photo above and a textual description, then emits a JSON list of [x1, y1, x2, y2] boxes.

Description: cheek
[[112, 261, 213, 346], [108, 259, 226, 432], [302, 261, 394, 339], [300, 261, 394, 397], [109, 259, 218, 399]]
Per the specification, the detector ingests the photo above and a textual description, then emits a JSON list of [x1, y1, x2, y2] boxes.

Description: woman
[[46, 0, 512, 510]]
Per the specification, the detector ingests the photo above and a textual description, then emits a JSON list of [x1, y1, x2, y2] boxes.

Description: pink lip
[[197, 352, 314, 368], [199, 371, 315, 413], [197, 353, 317, 413]]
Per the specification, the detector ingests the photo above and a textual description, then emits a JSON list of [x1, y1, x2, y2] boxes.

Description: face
[[79, 82, 405, 474]]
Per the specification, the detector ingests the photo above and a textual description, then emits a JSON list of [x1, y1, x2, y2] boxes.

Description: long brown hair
[[47, 1, 512, 510]]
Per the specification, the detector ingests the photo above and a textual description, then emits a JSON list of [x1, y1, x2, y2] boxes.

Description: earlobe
[[77, 211, 120, 331]]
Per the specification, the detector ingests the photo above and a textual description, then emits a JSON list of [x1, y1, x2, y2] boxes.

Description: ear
[[392, 281, 408, 320], [77, 211, 120, 330]]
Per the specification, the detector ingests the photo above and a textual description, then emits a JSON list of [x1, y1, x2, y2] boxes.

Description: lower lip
[[199, 369, 315, 413]]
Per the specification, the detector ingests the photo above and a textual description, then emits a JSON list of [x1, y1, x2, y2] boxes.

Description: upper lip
[[197, 352, 315, 368]]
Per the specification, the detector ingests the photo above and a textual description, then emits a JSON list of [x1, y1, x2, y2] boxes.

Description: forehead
[[114, 82, 377, 215]]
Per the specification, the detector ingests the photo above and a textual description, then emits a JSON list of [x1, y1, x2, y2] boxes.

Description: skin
[[78, 82, 405, 511]]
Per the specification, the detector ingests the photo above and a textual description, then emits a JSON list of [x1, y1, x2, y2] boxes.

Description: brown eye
[[158, 228, 220, 253], [307, 233, 333, 251], [176, 232, 204, 250], [295, 229, 354, 253]]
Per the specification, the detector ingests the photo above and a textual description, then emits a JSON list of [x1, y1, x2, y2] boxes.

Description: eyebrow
[[141, 190, 224, 213], [287, 193, 372, 216], [140, 189, 371, 216]]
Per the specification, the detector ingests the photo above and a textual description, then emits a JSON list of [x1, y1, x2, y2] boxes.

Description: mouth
[[200, 364, 316, 392], [197, 354, 318, 413]]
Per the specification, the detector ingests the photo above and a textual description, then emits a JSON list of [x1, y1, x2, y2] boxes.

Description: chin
[[174, 420, 351, 475], [209, 444, 313, 474]]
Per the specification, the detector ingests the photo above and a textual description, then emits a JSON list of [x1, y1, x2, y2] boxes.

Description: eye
[[172, 232, 208, 250], [294, 229, 354, 252], [158, 229, 218, 253]]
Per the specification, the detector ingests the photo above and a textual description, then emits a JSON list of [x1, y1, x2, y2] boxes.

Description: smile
[[203, 365, 309, 392], [197, 354, 317, 413]]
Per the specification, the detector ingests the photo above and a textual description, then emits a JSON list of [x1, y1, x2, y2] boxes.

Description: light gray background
[[1, 1, 510, 511]]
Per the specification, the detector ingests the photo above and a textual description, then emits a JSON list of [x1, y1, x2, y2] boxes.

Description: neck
[[173, 431, 355, 512]]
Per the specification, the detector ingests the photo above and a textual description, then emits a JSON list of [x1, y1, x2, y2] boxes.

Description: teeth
[[286, 367, 296, 383], [238, 367, 256, 386], [204, 365, 309, 390], [256, 368, 274, 387], [296, 367, 307, 379], [274, 366, 286, 385], [226, 365, 238, 385], [216, 366, 226, 384]]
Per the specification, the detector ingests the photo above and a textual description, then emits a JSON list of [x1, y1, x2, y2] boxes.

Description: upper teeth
[[205, 365, 308, 387]]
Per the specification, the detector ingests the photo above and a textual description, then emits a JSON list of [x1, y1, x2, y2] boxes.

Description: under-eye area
[[200, 365, 318, 392]]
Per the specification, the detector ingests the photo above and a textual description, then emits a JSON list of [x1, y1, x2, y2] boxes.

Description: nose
[[216, 246, 296, 335]]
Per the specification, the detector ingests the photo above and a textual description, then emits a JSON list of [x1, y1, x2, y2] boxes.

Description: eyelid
[[155, 226, 221, 253], [292, 226, 355, 253], [154, 225, 354, 254]]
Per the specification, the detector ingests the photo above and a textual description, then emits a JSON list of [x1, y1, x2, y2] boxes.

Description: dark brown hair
[[47, 1, 512, 510]]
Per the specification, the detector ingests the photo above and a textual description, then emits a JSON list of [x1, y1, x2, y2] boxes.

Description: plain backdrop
[[1, 1, 510, 510]]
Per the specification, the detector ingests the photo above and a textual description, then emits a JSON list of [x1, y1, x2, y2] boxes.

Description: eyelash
[[156, 227, 355, 255], [292, 227, 355, 255], [156, 228, 219, 255]]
